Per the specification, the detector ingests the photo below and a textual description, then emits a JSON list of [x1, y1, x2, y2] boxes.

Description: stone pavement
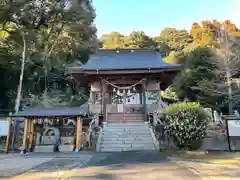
[[0, 156, 53, 178], [174, 158, 240, 180], [6, 151, 201, 180], [66, 151, 201, 180], [0, 152, 94, 179], [2, 151, 240, 180], [171, 155, 240, 180]]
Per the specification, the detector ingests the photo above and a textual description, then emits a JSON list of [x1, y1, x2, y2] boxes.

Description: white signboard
[[228, 120, 240, 136], [0, 121, 9, 136]]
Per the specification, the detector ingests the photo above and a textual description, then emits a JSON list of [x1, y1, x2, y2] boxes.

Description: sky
[[93, 0, 240, 37]]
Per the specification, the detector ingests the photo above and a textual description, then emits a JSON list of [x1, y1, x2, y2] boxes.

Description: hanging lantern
[[133, 87, 136, 91], [117, 89, 120, 94], [123, 89, 126, 94], [113, 88, 116, 92], [127, 89, 131, 94]]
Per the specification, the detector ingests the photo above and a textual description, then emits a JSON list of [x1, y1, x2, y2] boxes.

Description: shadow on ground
[[8, 151, 201, 180]]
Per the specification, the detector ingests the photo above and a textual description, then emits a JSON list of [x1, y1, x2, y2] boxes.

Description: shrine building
[[68, 48, 181, 124]]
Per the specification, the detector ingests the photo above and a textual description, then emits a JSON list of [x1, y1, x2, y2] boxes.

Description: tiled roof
[[68, 49, 181, 71], [12, 106, 87, 117]]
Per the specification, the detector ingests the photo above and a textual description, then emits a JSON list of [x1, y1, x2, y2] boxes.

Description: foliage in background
[[160, 102, 210, 150], [101, 20, 240, 57], [172, 47, 224, 109], [0, 0, 97, 113], [194, 40, 240, 114], [27, 88, 88, 108], [1, 5, 240, 114], [160, 87, 179, 101]]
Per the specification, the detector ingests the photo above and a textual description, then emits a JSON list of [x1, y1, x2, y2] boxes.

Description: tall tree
[[196, 36, 240, 114], [172, 47, 222, 108], [0, 0, 97, 112], [156, 28, 193, 52], [190, 20, 240, 47], [124, 31, 155, 49], [101, 32, 125, 49]]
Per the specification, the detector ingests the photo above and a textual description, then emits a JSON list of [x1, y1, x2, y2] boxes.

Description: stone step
[[104, 127, 149, 130], [101, 144, 155, 149], [102, 137, 154, 141], [99, 123, 157, 152], [100, 146, 156, 152], [107, 115, 144, 118], [102, 133, 151, 137], [102, 135, 152, 139], [101, 142, 155, 147], [107, 120, 144, 123], [108, 115, 144, 119], [103, 130, 150, 133], [103, 128, 149, 131], [105, 123, 148, 126], [100, 147, 122, 152], [108, 114, 144, 118], [103, 130, 149, 134], [108, 112, 144, 116], [101, 140, 154, 144]]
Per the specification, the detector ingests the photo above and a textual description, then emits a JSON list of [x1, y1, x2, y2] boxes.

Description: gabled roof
[[68, 49, 181, 73]]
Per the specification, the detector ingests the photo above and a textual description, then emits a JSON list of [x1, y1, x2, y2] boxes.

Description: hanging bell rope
[[102, 78, 146, 89]]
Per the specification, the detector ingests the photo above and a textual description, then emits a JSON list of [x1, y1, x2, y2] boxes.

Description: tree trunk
[[12, 32, 27, 150], [226, 68, 233, 115], [14, 33, 27, 113]]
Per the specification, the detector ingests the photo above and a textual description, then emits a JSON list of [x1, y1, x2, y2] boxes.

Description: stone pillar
[[75, 116, 82, 152]]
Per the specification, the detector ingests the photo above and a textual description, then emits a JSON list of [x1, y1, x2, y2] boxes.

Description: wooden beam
[[75, 116, 82, 152], [70, 67, 181, 75]]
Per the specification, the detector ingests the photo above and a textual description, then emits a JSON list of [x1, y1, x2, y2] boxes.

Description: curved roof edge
[[68, 49, 182, 73]]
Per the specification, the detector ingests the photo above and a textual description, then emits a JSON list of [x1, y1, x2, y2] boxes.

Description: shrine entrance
[[105, 79, 146, 123]]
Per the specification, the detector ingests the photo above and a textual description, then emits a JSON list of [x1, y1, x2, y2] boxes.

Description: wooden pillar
[[22, 118, 29, 152], [28, 119, 35, 151], [75, 116, 82, 152], [89, 91, 93, 104], [142, 81, 147, 122], [102, 81, 107, 121], [4, 120, 11, 153]]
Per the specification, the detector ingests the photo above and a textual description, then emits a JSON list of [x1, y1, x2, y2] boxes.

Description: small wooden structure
[[68, 49, 181, 123], [12, 107, 88, 153]]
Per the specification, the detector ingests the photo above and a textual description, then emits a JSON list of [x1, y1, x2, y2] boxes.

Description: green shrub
[[162, 101, 200, 115], [160, 101, 210, 150]]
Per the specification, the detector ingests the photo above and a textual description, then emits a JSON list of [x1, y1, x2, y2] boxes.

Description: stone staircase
[[107, 113, 144, 123], [97, 123, 158, 152]]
